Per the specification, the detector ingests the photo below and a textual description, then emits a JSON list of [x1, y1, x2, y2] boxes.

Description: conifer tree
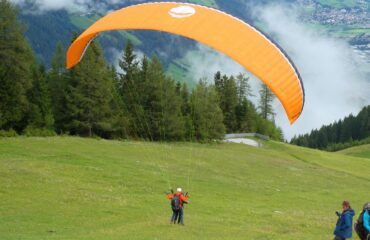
[[258, 83, 275, 120], [64, 41, 120, 137], [118, 41, 145, 137], [27, 65, 54, 130], [180, 83, 194, 140], [145, 56, 184, 140], [47, 42, 66, 132], [0, 0, 33, 131], [191, 79, 225, 141], [222, 75, 238, 132], [235, 73, 258, 132]]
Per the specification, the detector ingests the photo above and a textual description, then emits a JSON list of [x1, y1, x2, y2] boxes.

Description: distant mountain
[[16, 0, 369, 82]]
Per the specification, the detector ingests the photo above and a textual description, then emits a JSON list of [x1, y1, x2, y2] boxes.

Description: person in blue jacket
[[364, 207, 370, 239], [334, 200, 355, 240]]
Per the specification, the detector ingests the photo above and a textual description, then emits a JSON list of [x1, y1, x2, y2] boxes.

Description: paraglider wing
[[66, 2, 305, 124]]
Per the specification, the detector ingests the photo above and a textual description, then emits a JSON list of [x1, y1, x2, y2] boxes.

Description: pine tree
[[214, 71, 224, 94], [64, 41, 120, 137], [47, 42, 66, 132], [236, 73, 253, 103], [222, 75, 238, 133], [118, 41, 145, 138], [234, 73, 254, 132], [162, 77, 185, 140], [214, 73, 238, 133], [236, 99, 258, 132], [27, 65, 54, 130], [180, 83, 194, 140], [258, 83, 275, 120], [191, 79, 225, 141], [0, 0, 33, 131], [145, 56, 184, 140], [107, 65, 129, 139]]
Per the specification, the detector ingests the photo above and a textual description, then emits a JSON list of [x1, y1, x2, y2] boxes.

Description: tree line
[[291, 106, 370, 151], [0, 0, 282, 141]]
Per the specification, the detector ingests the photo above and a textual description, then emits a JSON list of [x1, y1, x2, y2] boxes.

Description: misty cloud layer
[[255, 5, 370, 139], [10, 0, 124, 13]]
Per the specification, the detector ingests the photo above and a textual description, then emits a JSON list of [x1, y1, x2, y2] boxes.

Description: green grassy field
[[190, 0, 218, 8], [316, 0, 357, 8], [69, 14, 142, 46], [338, 144, 370, 159], [0, 137, 369, 239]]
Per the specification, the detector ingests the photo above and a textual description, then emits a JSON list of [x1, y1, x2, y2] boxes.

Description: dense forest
[[0, 0, 283, 142], [291, 106, 370, 151]]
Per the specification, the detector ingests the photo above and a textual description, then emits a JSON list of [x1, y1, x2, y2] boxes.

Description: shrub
[[0, 129, 18, 137], [22, 127, 56, 137]]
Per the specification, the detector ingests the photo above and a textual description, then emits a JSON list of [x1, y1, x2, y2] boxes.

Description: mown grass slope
[[0, 137, 369, 240], [338, 144, 370, 159]]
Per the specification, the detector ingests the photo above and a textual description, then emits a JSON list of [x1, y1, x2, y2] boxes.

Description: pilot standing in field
[[167, 188, 189, 225]]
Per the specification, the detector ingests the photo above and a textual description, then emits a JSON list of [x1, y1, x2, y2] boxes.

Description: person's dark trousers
[[177, 207, 184, 225], [333, 236, 345, 240], [171, 210, 179, 224]]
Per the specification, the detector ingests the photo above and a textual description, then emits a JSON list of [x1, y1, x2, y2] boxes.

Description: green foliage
[[0, 129, 18, 137], [338, 142, 370, 158], [214, 71, 282, 140], [47, 42, 67, 132], [145, 56, 185, 140], [256, 118, 284, 141], [291, 106, 370, 151], [22, 126, 56, 137], [180, 83, 195, 140], [215, 73, 238, 132], [191, 79, 225, 141], [327, 137, 370, 152], [0, 0, 33, 131], [118, 42, 186, 141], [258, 83, 276, 121], [27, 65, 54, 129], [63, 41, 126, 138]]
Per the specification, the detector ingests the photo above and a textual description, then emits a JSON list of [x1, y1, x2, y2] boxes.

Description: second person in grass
[[167, 188, 189, 225], [333, 200, 355, 240]]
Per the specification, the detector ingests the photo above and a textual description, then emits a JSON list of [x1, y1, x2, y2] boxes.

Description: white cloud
[[10, 0, 125, 13], [184, 44, 261, 100], [11, 0, 85, 12], [254, 4, 370, 140]]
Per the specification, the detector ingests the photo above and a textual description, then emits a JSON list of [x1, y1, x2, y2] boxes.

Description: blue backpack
[[171, 195, 181, 211]]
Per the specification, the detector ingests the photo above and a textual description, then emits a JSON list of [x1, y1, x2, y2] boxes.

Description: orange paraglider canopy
[[67, 2, 305, 124]]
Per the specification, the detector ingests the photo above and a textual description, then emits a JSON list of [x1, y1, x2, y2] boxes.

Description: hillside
[[1, 137, 369, 239], [338, 144, 370, 159]]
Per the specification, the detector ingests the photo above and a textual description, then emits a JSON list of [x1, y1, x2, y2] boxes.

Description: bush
[[0, 129, 18, 137], [327, 137, 370, 152], [22, 127, 56, 137]]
